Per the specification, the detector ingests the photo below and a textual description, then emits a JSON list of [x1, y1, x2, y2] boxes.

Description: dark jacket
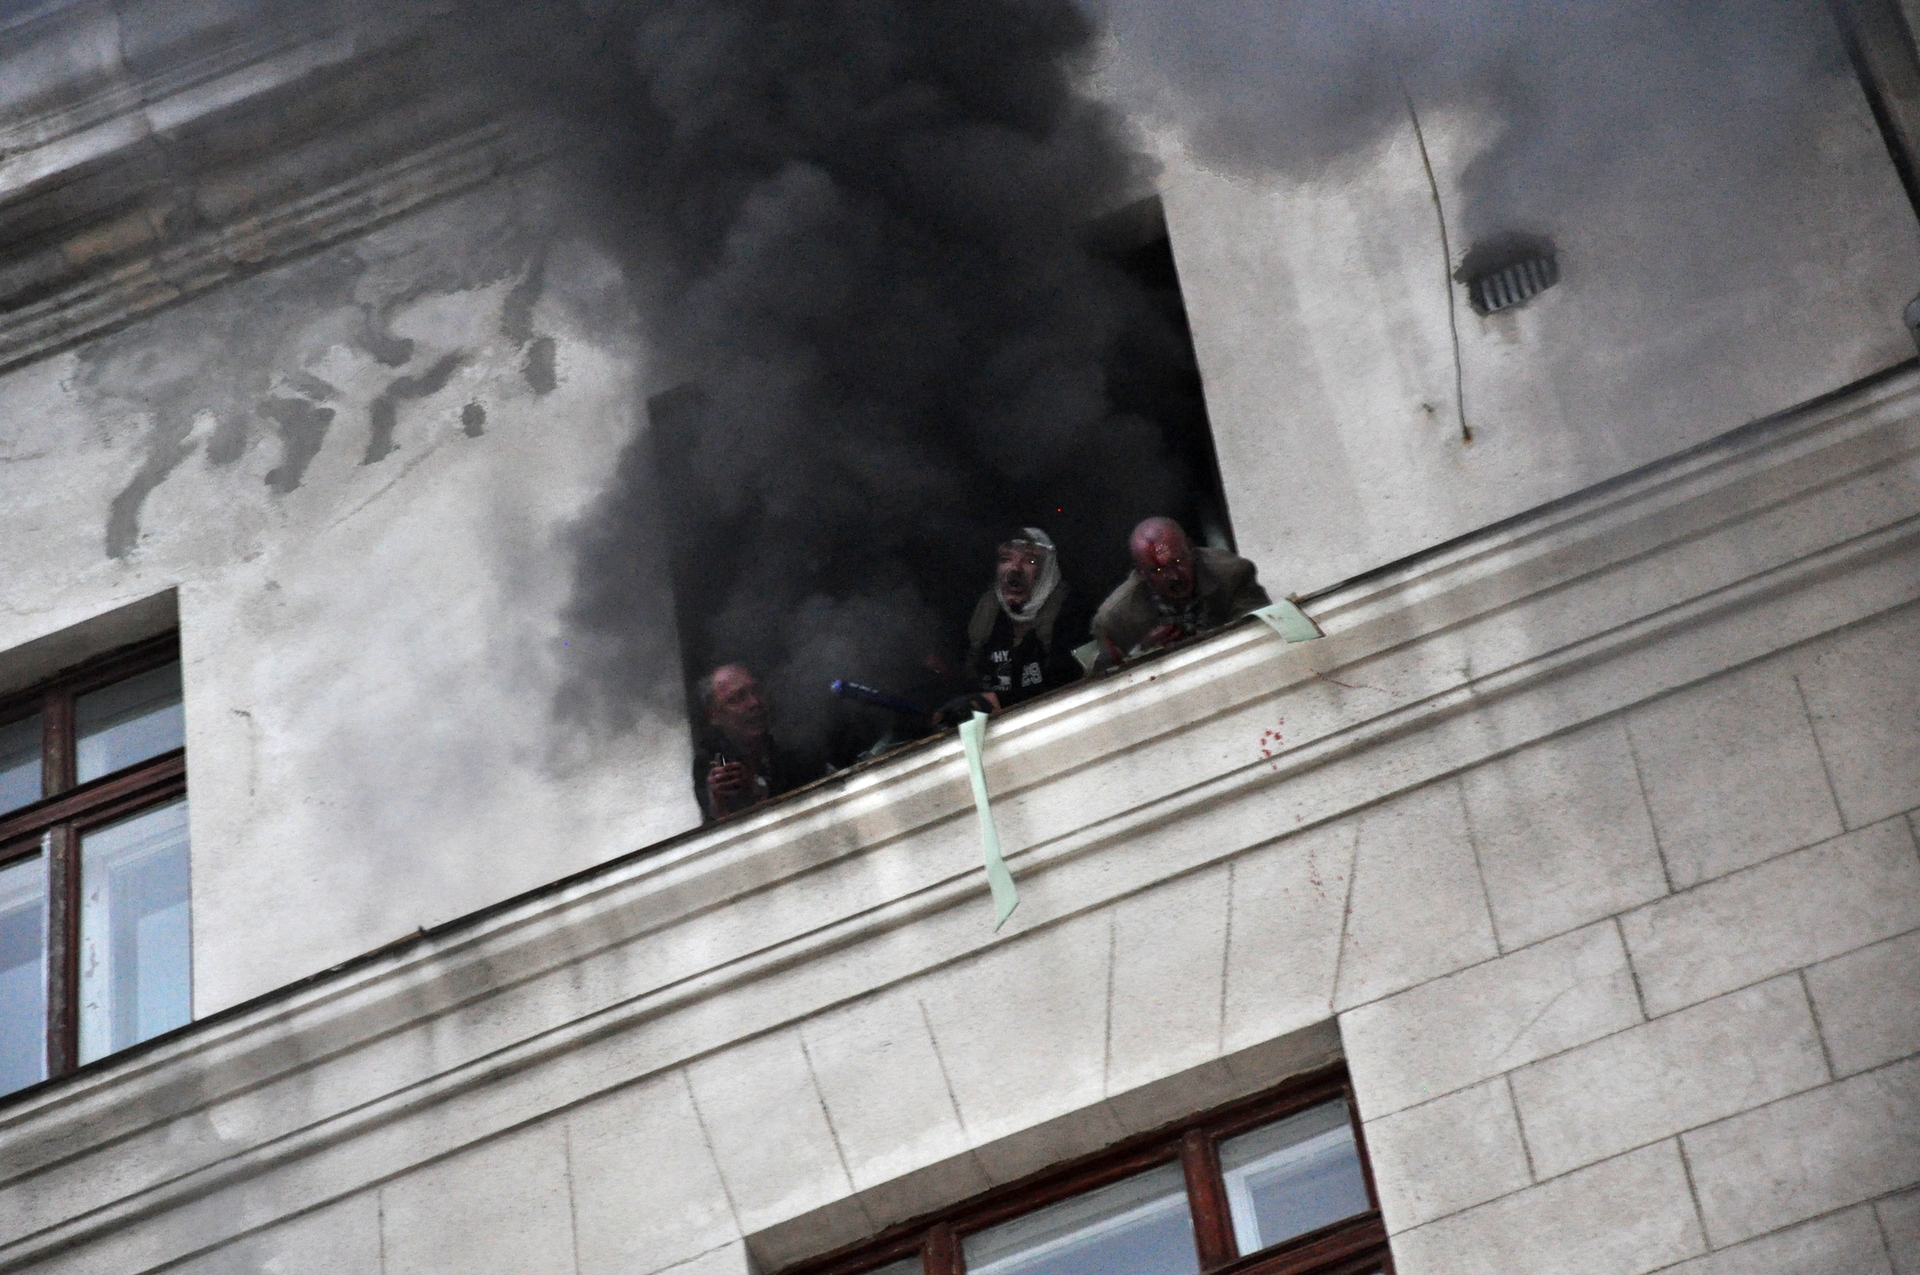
[[963, 584, 1082, 709], [691, 731, 812, 822], [1090, 546, 1271, 666]]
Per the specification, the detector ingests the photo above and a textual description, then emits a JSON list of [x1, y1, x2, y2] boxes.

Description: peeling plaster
[[71, 214, 557, 555], [364, 352, 466, 465]]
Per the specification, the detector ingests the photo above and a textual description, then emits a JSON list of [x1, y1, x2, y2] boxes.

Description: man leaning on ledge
[[935, 525, 1084, 724], [1091, 516, 1270, 669], [692, 663, 810, 821]]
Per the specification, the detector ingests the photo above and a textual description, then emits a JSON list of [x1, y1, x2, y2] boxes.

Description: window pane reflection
[[0, 851, 46, 1096], [77, 662, 183, 783], [0, 714, 40, 815], [1221, 1099, 1371, 1255], [964, 1162, 1197, 1275], [868, 1259, 920, 1275], [79, 799, 190, 1063]]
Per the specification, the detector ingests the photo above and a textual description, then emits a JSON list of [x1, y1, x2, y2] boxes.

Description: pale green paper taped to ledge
[[959, 710, 1019, 930], [1254, 599, 1323, 643]]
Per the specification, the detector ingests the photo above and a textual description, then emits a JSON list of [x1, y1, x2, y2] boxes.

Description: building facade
[[1, 1, 1918, 1273]]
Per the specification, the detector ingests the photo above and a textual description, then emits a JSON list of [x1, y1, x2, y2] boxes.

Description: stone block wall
[[1360, 602, 1920, 1273], [138, 601, 1920, 1275]]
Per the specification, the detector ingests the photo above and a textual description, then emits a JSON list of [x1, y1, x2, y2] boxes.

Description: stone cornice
[[0, 367, 1917, 1270], [0, 0, 443, 161], [0, 116, 548, 374], [0, 0, 553, 373]]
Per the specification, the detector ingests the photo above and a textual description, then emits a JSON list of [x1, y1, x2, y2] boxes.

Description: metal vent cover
[[1467, 254, 1559, 315]]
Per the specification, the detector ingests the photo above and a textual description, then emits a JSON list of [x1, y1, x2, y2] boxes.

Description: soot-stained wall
[[1145, 2, 1920, 595], [0, 173, 695, 1015]]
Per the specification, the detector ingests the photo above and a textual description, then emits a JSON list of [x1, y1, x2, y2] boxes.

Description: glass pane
[[963, 1162, 1197, 1275], [868, 1260, 921, 1275], [1221, 1099, 1371, 1255], [79, 799, 191, 1064], [0, 713, 41, 814], [77, 662, 183, 783], [0, 851, 46, 1096]]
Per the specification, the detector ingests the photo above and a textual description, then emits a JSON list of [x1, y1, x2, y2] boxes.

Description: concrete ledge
[[0, 586, 175, 694]]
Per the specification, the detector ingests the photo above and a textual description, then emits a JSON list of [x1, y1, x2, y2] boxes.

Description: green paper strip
[[1071, 639, 1101, 674], [1253, 599, 1323, 643], [959, 710, 1020, 930]]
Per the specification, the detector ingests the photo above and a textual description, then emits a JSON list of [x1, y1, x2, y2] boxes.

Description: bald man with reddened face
[[1090, 517, 1270, 668]]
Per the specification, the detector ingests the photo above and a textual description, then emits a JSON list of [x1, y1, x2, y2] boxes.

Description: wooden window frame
[[783, 1064, 1393, 1275], [0, 633, 186, 1080]]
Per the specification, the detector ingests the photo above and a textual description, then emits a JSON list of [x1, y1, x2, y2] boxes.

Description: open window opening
[[649, 195, 1235, 773], [0, 633, 189, 1099], [1082, 196, 1237, 558], [779, 1065, 1391, 1275]]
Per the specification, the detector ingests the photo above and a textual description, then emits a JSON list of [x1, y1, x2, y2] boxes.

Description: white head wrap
[[998, 526, 1061, 625]]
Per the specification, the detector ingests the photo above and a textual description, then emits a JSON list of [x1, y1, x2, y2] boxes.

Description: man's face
[[1134, 529, 1195, 602], [996, 542, 1045, 609], [707, 665, 770, 742]]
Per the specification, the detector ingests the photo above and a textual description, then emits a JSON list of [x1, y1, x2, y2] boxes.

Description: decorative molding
[[0, 118, 550, 374], [0, 0, 554, 372], [0, 1, 440, 165]]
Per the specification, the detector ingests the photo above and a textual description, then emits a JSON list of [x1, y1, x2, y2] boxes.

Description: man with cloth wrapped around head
[[938, 526, 1084, 723]]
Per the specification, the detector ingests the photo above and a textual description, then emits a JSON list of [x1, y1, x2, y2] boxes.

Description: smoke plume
[[551, 0, 1195, 756], [545, 0, 1871, 761]]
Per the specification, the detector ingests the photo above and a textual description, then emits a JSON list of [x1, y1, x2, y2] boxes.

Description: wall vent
[[1467, 253, 1559, 315]]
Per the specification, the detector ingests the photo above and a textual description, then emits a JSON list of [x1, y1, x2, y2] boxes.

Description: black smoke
[[535, 0, 1874, 763], [541, 0, 1206, 757]]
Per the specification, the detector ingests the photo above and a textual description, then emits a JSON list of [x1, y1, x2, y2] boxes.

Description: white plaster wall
[[0, 173, 696, 1015], [3, 370, 1914, 1275], [1160, 46, 1920, 594]]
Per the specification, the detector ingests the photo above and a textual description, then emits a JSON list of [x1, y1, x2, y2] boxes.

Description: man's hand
[[932, 692, 1000, 728], [706, 760, 755, 813], [1142, 622, 1188, 651]]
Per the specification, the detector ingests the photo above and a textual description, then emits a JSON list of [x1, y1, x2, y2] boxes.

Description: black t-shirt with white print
[[973, 608, 1081, 710]]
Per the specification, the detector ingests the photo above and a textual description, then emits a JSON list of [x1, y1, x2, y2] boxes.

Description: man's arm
[[1208, 550, 1271, 621], [1228, 572, 1272, 619], [1089, 577, 1149, 671], [962, 590, 1000, 689], [692, 748, 717, 822]]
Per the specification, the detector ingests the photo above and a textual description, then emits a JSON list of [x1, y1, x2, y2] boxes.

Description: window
[[637, 196, 1236, 771], [785, 1068, 1390, 1275], [0, 634, 188, 1098]]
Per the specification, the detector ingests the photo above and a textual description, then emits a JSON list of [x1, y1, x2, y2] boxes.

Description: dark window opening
[[0, 633, 189, 1097], [779, 1065, 1392, 1275], [649, 195, 1235, 770], [1083, 196, 1237, 558]]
